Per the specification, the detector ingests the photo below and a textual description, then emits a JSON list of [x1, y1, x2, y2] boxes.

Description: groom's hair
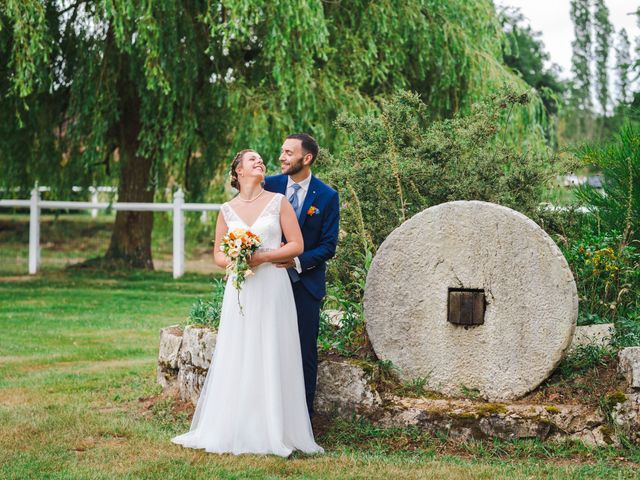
[[287, 133, 319, 164]]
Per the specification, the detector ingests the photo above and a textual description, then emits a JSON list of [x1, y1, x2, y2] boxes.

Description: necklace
[[238, 188, 265, 202]]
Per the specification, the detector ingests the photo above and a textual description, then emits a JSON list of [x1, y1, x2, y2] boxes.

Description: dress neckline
[[226, 193, 280, 229]]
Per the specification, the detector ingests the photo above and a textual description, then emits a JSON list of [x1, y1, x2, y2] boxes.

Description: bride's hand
[[248, 252, 269, 268]]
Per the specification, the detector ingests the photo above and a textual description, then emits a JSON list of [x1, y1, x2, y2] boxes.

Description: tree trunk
[[104, 78, 155, 269]]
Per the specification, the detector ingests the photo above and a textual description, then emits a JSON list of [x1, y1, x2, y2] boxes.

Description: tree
[[593, 0, 612, 119], [1, 0, 540, 269], [616, 28, 632, 105], [568, 0, 593, 138], [499, 7, 566, 146]]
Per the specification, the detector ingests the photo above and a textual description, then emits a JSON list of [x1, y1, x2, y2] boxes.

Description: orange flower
[[307, 206, 319, 216]]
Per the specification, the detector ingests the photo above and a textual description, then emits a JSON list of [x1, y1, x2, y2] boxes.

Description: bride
[[171, 149, 324, 457]]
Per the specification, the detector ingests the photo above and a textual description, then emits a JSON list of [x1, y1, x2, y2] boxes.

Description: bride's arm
[[213, 211, 231, 269], [249, 197, 303, 267]]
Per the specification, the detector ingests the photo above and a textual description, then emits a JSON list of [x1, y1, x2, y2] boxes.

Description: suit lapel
[[299, 176, 318, 229], [277, 175, 288, 195]]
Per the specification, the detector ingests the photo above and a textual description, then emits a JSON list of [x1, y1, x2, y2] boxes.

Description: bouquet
[[220, 228, 262, 312]]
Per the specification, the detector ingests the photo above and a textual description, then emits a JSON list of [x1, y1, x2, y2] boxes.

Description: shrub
[[318, 250, 372, 357], [187, 278, 225, 329], [574, 123, 640, 241], [561, 231, 640, 325], [323, 90, 554, 287]]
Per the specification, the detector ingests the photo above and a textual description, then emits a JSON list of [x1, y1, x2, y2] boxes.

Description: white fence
[[0, 187, 594, 279], [0, 188, 220, 279]]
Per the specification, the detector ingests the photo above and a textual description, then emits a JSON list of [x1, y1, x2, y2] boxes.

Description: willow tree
[[1, 0, 542, 268]]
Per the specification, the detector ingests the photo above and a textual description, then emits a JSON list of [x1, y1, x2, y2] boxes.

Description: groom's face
[[279, 139, 308, 176]]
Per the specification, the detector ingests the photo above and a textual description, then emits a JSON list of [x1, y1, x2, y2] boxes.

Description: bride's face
[[237, 151, 265, 180]]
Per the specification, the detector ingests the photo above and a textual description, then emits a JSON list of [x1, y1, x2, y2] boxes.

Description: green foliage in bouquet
[[323, 90, 554, 286]]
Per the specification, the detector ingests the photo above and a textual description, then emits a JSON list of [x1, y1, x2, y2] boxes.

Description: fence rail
[[0, 188, 220, 279], [1, 188, 594, 279]]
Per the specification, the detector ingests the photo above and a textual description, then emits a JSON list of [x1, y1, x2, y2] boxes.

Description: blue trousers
[[291, 281, 321, 418]]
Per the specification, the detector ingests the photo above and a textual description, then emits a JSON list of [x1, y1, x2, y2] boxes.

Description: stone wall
[[613, 347, 640, 443], [158, 324, 640, 446]]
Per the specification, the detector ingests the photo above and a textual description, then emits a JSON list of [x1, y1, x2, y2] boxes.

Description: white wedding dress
[[171, 193, 324, 457]]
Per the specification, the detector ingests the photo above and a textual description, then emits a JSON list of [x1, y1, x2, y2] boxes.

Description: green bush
[[574, 123, 640, 241], [323, 90, 554, 288], [561, 231, 640, 325], [187, 278, 225, 329], [318, 251, 371, 357]]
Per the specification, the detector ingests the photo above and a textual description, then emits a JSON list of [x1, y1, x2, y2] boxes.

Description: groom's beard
[[282, 157, 304, 176]]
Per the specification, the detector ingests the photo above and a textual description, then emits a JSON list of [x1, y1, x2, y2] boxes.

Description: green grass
[[1, 269, 639, 479]]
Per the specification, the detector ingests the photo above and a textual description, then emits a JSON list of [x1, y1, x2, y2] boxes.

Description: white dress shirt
[[286, 172, 312, 273]]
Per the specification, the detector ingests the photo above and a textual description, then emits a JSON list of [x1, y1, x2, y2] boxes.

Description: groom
[[264, 133, 340, 418]]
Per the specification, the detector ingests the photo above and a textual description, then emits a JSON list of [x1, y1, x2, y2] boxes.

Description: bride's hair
[[230, 149, 255, 191]]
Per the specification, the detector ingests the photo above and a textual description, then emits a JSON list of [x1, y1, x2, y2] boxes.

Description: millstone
[[364, 201, 578, 401]]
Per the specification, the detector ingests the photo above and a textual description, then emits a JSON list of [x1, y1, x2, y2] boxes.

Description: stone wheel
[[364, 201, 578, 401]]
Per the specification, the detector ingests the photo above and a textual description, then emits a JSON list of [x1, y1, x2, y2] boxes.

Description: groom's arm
[[297, 191, 340, 272]]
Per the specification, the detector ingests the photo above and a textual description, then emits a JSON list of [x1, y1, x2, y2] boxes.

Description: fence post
[[28, 187, 41, 275], [90, 187, 98, 218], [173, 188, 185, 279]]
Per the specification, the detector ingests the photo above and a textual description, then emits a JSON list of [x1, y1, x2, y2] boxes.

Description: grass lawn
[[1, 269, 639, 480]]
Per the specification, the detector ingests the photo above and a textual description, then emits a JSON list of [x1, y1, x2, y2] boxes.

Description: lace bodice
[[221, 193, 284, 251]]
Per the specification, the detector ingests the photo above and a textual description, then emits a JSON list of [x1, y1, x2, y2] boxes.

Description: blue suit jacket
[[264, 174, 340, 300]]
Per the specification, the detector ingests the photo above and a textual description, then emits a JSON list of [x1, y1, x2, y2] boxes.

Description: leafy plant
[[398, 377, 429, 397], [319, 249, 373, 356], [611, 313, 640, 350], [324, 90, 554, 284], [556, 343, 615, 379], [318, 295, 366, 357], [561, 231, 639, 324], [574, 123, 640, 241], [460, 385, 481, 400], [187, 278, 225, 329]]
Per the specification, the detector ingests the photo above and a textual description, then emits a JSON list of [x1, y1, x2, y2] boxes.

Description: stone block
[[323, 309, 344, 328], [158, 325, 183, 369], [157, 325, 183, 389], [178, 363, 208, 406], [179, 325, 217, 370], [570, 323, 614, 351], [613, 392, 640, 443], [619, 347, 640, 390], [314, 358, 381, 417]]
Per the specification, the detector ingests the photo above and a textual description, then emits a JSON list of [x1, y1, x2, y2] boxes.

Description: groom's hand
[[274, 259, 295, 269]]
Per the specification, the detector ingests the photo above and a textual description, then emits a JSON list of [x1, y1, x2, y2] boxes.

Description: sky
[[495, 0, 640, 79]]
